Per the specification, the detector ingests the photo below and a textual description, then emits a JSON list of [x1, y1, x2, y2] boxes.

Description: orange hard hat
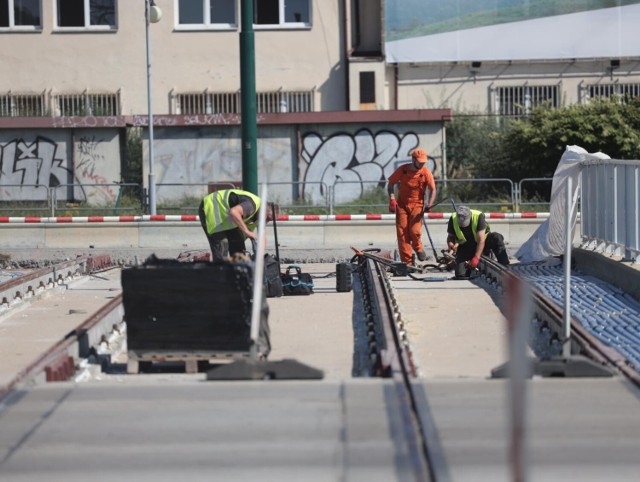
[[411, 148, 428, 163]]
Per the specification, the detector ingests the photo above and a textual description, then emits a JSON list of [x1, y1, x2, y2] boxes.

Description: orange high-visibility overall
[[388, 165, 436, 263]]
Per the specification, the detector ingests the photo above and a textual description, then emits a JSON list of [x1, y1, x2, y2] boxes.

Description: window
[[56, 0, 116, 29], [178, 0, 236, 29], [359, 71, 375, 104], [584, 82, 640, 103], [53, 91, 120, 116], [493, 84, 559, 118], [0, 0, 41, 30], [0, 91, 47, 116], [172, 89, 314, 114], [254, 0, 311, 27]]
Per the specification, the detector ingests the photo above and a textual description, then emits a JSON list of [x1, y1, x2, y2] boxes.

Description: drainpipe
[[343, 0, 351, 111]]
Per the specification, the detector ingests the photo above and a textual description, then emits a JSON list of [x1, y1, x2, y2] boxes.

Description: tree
[[472, 98, 640, 181], [444, 114, 509, 179]]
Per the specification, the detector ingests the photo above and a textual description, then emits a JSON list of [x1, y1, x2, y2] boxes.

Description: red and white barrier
[[0, 212, 549, 224]]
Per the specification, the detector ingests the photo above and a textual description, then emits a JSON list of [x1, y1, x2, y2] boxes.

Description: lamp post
[[145, 0, 162, 215]]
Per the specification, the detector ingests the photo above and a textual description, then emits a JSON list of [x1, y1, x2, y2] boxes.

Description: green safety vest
[[202, 189, 261, 236], [452, 209, 490, 244]]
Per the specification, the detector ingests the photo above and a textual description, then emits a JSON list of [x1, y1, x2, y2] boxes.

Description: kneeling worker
[[198, 188, 276, 261], [446, 205, 510, 278]]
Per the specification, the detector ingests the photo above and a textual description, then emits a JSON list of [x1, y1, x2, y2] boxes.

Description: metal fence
[[51, 183, 142, 216], [1, 178, 555, 217], [580, 159, 640, 260]]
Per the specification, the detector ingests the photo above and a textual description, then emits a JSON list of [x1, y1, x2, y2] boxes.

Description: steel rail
[[0, 257, 123, 400], [357, 255, 451, 481], [479, 257, 640, 387], [0, 294, 124, 400]]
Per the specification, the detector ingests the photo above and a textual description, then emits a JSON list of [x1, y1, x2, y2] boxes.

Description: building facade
[[1, 1, 638, 207]]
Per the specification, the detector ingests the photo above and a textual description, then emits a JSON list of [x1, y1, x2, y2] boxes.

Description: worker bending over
[[447, 205, 510, 278], [387, 148, 437, 264], [198, 188, 277, 261]]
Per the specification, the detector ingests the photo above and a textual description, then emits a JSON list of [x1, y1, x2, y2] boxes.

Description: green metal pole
[[240, 0, 258, 194]]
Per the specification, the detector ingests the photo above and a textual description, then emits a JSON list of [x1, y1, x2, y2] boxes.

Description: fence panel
[[435, 178, 515, 212], [52, 183, 141, 216], [580, 159, 640, 260], [0, 184, 50, 215], [517, 178, 553, 212], [260, 181, 329, 215]]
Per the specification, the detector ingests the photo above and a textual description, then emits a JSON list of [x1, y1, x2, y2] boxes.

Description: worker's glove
[[468, 256, 480, 269], [388, 198, 397, 213], [424, 204, 432, 214]]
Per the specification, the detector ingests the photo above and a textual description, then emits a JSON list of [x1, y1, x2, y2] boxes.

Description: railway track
[[0, 256, 124, 398], [349, 250, 640, 480]]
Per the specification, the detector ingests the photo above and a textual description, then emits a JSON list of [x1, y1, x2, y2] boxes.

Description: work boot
[[417, 250, 428, 262]]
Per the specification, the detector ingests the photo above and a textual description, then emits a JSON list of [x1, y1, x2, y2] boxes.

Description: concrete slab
[[0, 379, 417, 482], [416, 378, 640, 482]]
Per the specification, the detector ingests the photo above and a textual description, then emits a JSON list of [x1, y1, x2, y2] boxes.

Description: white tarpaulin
[[515, 145, 610, 263]]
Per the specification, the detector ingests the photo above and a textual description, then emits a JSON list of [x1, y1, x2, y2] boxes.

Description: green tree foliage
[[124, 127, 143, 186], [449, 98, 640, 182], [444, 114, 510, 179]]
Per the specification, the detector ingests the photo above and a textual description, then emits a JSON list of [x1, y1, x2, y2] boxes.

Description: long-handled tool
[[421, 215, 439, 260], [271, 203, 282, 273]]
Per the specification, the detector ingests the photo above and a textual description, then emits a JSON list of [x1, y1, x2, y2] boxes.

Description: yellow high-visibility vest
[[202, 189, 261, 236]]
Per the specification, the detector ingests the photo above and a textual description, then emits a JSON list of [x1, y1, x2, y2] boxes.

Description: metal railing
[[580, 159, 640, 261], [52, 91, 121, 117], [172, 89, 315, 115], [259, 181, 330, 214], [51, 183, 141, 216], [0, 91, 48, 117], [1, 178, 553, 217], [0, 184, 51, 214], [516, 178, 553, 212], [154, 183, 237, 214], [435, 178, 515, 212]]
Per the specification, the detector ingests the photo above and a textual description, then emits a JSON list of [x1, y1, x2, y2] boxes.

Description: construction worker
[[387, 148, 437, 264], [198, 188, 277, 261], [446, 205, 510, 278]]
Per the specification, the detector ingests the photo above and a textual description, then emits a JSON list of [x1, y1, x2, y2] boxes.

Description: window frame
[[0, 0, 42, 31], [253, 0, 311, 30], [53, 0, 117, 32], [175, 0, 237, 31]]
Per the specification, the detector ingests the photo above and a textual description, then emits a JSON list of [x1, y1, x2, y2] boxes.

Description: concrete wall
[[0, 129, 121, 202], [146, 119, 446, 205], [0, 218, 571, 254]]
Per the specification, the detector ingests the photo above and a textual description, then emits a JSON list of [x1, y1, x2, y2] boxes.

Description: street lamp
[[145, 0, 162, 215]]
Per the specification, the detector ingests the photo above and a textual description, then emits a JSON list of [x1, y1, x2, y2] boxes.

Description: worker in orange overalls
[[387, 148, 437, 264]]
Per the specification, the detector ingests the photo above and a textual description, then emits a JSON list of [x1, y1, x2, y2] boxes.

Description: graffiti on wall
[[76, 135, 116, 203], [301, 128, 420, 205], [0, 136, 70, 201], [0, 135, 116, 203]]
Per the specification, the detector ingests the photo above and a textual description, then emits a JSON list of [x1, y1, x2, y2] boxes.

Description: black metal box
[[121, 257, 270, 365]]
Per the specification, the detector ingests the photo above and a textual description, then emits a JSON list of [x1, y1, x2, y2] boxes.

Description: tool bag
[[281, 265, 314, 296], [264, 253, 283, 298]]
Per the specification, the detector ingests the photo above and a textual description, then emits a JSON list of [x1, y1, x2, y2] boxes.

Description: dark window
[[58, 0, 85, 27], [90, 0, 115, 26], [179, 0, 235, 26], [1, 0, 41, 27], [57, 0, 115, 28], [15, 0, 40, 25], [284, 0, 308, 23], [360, 71, 375, 103], [254, 0, 310, 26], [255, 0, 279, 24], [211, 0, 234, 23], [179, 0, 203, 24], [0, 1, 8, 26]]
